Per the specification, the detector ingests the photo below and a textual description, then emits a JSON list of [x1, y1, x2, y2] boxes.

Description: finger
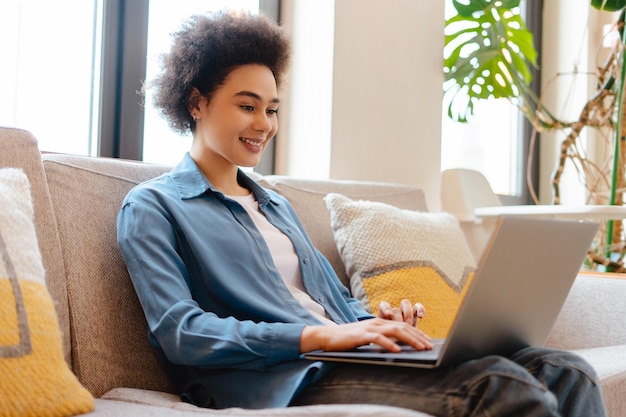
[[367, 321, 420, 352], [383, 321, 433, 351], [407, 332, 433, 350], [389, 307, 402, 322], [377, 301, 393, 319], [400, 325, 433, 350], [363, 319, 434, 352], [413, 303, 426, 319], [366, 330, 404, 352], [399, 299, 415, 325]]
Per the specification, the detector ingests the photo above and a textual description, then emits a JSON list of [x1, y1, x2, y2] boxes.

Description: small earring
[[192, 115, 197, 122]]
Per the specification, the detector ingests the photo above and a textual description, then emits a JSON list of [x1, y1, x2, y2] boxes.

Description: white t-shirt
[[229, 193, 336, 325]]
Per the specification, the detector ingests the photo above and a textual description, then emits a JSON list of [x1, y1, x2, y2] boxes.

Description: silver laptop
[[305, 216, 599, 368]]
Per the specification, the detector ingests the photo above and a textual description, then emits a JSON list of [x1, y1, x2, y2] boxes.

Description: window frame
[[500, 0, 542, 205]]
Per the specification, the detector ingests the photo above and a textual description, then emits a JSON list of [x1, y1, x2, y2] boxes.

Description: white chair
[[441, 168, 502, 223], [441, 168, 502, 261]]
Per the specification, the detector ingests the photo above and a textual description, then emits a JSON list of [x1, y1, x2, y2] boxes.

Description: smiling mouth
[[240, 137, 264, 147]]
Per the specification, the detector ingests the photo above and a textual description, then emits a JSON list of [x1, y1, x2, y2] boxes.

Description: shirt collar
[[170, 153, 276, 206]]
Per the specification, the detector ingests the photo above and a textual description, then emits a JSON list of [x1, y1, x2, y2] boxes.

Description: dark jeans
[[291, 347, 607, 417]]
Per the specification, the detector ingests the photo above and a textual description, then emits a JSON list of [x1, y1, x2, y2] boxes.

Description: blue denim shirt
[[117, 153, 373, 409]]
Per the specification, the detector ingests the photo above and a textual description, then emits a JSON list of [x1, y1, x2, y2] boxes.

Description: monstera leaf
[[591, 0, 626, 11], [443, 0, 537, 122]]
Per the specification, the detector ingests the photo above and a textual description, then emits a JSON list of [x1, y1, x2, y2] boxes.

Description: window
[[0, 0, 102, 155], [441, 98, 520, 196], [440, 0, 542, 204]]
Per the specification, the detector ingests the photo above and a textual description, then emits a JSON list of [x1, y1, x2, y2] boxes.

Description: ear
[[187, 87, 204, 119]]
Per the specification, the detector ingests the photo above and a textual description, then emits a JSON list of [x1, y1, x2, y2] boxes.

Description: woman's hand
[[300, 317, 432, 354], [377, 299, 426, 327]]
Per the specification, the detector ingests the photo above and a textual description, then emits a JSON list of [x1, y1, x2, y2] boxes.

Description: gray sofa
[[1, 126, 625, 416]]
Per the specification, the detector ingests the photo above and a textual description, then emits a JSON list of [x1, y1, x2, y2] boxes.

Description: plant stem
[[605, 13, 626, 262]]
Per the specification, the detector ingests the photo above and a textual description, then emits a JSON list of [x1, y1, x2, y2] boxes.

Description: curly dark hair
[[150, 11, 291, 135]]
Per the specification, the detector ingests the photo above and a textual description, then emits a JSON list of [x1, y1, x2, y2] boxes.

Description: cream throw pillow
[[325, 193, 476, 338], [0, 168, 94, 417]]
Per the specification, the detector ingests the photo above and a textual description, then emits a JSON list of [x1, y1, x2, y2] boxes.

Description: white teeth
[[240, 137, 263, 147]]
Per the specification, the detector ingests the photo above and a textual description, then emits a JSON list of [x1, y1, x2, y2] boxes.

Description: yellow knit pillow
[[0, 168, 94, 417], [325, 193, 476, 338]]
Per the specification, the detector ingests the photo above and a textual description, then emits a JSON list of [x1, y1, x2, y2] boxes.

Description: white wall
[[279, 0, 445, 210], [539, 1, 590, 205], [277, 0, 335, 179]]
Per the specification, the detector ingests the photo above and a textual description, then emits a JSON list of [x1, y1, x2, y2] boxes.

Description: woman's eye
[[240, 105, 278, 115]]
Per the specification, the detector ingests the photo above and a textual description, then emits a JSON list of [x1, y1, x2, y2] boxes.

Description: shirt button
[[303, 258, 309, 264], [287, 228, 292, 233], [318, 296, 326, 303]]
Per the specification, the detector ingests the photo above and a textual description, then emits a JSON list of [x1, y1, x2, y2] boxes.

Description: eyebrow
[[234, 90, 280, 104]]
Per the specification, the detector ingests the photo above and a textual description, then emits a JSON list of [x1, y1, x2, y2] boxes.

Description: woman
[[117, 11, 607, 416]]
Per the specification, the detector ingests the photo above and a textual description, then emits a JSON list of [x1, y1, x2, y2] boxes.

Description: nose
[[253, 112, 274, 134]]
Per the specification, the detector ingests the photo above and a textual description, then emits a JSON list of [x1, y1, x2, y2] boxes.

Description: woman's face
[[191, 64, 279, 169]]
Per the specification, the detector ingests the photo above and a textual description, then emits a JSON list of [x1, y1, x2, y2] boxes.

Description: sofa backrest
[[258, 175, 429, 288], [0, 128, 72, 365], [41, 153, 175, 397], [43, 158, 429, 397]]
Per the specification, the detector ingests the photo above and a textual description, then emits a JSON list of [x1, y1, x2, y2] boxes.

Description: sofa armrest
[[546, 273, 626, 350]]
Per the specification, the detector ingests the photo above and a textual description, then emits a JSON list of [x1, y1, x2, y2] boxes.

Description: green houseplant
[[443, 0, 626, 270]]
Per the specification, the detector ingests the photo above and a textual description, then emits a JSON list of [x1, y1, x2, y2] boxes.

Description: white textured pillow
[[325, 193, 475, 338]]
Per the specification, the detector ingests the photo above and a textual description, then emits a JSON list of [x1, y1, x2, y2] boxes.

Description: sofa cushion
[[98, 388, 434, 416], [324, 193, 475, 338], [0, 168, 94, 416], [547, 274, 626, 350], [42, 154, 175, 397], [573, 345, 626, 417], [0, 127, 71, 364], [259, 175, 428, 289]]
